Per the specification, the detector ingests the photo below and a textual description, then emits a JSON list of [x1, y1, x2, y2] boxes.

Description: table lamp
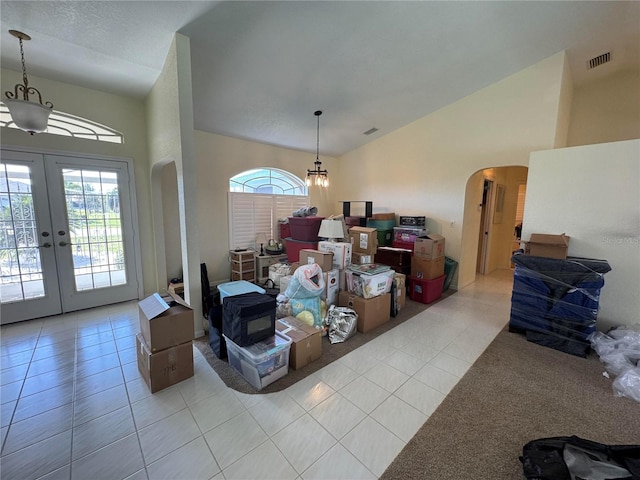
[[318, 219, 344, 242]]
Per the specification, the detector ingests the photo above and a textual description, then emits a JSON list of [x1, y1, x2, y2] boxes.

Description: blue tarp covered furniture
[[509, 254, 611, 357]]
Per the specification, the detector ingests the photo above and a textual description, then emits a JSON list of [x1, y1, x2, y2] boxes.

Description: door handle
[[40, 242, 52, 248], [59, 241, 69, 247]]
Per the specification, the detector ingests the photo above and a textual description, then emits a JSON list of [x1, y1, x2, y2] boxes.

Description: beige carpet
[[193, 291, 454, 394], [380, 329, 640, 479]]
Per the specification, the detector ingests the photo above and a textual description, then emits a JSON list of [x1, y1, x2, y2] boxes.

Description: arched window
[[0, 103, 124, 144], [228, 168, 309, 251], [229, 168, 307, 195]]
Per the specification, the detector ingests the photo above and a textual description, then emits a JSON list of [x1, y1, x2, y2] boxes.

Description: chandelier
[[4, 30, 53, 135], [306, 110, 329, 188]]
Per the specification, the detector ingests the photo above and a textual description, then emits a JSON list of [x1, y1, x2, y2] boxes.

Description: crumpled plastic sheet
[[325, 305, 357, 344], [589, 325, 640, 402]]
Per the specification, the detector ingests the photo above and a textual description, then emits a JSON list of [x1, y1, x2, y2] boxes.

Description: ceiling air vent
[[363, 127, 378, 135], [588, 52, 611, 69]]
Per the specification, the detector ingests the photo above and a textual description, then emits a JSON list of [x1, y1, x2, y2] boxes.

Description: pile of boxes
[[136, 292, 195, 393], [408, 234, 446, 304]]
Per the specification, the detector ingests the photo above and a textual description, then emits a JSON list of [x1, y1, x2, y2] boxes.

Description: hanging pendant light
[[4, 30, 53, 135], [306, 110, 329, 188]]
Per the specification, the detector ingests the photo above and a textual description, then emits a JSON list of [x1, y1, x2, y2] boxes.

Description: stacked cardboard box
[[409, 234, 446, 304], [137, 293, 194, 393]]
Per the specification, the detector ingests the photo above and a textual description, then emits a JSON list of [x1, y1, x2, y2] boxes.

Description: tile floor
[[0, 269, 514, 480]]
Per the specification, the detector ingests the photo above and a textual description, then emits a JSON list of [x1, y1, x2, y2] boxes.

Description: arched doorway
[[461, 166, 528, 282]]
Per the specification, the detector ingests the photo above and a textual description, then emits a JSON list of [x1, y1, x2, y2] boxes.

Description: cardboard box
[[276, 317, 322, 370], [138, 293, 194, 353], [352, 252, 374, 265], [411, 255, 445, 280], [318, 241, 352, 269], [136, 333, 194, 393], [525, 233, 570, 259], [299, 249, 334, 272], [393, 272, 406, 316], [324, 269, 339, 306], [338, 291, 391, 333], [345, 265, 394, 299], [349, 226, 378, 255], [414, 234, 445, 260]]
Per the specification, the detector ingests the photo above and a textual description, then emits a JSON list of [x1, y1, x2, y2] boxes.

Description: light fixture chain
[[316, 112, 320, 161], [19, 36, 29, 94]]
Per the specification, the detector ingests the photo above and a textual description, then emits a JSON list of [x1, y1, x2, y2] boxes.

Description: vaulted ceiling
[[1, 1, 638, 156]]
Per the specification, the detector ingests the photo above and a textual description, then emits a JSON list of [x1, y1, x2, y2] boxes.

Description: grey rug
[[380, 328, 640, 479], [193, 290, 455, 394]]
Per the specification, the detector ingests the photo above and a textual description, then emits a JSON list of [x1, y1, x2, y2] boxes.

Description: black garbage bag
[[520, 436, 640, 479]]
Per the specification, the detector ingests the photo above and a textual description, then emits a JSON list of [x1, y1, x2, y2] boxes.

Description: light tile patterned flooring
[[0, 270, 514, 479]]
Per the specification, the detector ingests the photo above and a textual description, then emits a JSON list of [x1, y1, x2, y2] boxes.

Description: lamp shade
[[4, 98, 52, 134], [318, 219, 344, 241]]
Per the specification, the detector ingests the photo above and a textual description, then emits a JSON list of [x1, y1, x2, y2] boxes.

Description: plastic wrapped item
[[268, 263, 291, 286], [325, 305, 358, 344], [509, 255, 611, 357], [283, 263, 325, 299], [589, 325, 640, 402], [292, 206, 318, 217], [613, 368, 640, 402], [345, 265, 394, 299]]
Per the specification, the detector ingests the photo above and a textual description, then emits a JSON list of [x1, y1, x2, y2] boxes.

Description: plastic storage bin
[[408, 275, 445, 304], [288, 216, 324, 241], [224, 333, 292, 390], [443, 257, 459, 292], [217, 280, 265, 303], [284, 238, 318, 263], [393, 227, 426, 243]]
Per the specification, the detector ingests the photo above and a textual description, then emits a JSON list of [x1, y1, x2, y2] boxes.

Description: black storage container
[[222, 292, 276, 347]]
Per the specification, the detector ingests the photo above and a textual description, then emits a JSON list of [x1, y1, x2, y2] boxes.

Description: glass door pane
[[63, 168, 127, 291], [46, 155, 139, 313], [0, 151, 61, 324]]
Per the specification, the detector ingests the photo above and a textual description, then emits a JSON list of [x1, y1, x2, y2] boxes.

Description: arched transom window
[[229, 168, 307, 195], [0, 103, 124, 144]]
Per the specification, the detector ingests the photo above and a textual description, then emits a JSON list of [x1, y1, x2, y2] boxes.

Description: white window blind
[[228, 192, 308, 250]]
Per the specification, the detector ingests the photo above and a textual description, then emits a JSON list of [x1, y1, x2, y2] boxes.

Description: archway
[[459, 166, 528, 286]]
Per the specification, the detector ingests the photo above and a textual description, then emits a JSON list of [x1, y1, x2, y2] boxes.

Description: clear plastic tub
[[223, 333, 292, 390]]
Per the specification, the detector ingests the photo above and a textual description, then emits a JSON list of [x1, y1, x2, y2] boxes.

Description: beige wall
[[0, 68, 154, 295], [567, 70, 640, 147], [523, 140, 640, 331], [194, 131, 338, 283], [146, 34, 202, 328], [334, 52, 568, 289]]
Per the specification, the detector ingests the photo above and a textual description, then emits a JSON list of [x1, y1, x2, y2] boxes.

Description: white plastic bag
[[589, 325, 640, 402]]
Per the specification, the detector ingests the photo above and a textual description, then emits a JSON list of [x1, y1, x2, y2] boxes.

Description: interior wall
[[567, 70, 640, 147], [146, 33, 202, 326], [194, 131, 338, 283], [161, 162, 182, 281], [333, 52, 568, 289], [523, 139, 640, 331], [0, 68, 154, 296]]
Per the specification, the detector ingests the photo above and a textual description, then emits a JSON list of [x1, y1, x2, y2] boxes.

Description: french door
[[1, 149, 140, 324]]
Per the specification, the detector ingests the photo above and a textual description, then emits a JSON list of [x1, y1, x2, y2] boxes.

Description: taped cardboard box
[[324, 269, 340, 306], [138, 292, 194, 353], [352, 252, 374, 265], [414, 234, 445, 260], [136, 333, 194, 393], [299, 249, 334, 272], [318, 241, 352, 270], [411, 255, 445, 280], [338, 291, 391, 333], [392, 272, 406, 316], [276, 316, 322, 370], [525, 233, 570, 259], [348, 226, 378, 255]]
